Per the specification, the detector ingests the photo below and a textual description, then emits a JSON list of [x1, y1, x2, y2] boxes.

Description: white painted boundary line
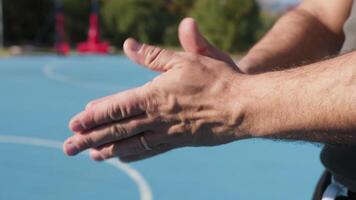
[[0, 135, 153, 200], [43, 62, 122, 92], [41, 60, 153, 199]]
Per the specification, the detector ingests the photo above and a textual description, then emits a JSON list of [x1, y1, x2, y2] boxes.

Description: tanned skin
[[239, 0, 352, 73], [62, 0, 356, 162]]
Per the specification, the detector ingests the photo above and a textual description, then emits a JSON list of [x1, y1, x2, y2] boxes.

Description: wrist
[[235, 71, 299, 138], [227, 73, 271, 139]]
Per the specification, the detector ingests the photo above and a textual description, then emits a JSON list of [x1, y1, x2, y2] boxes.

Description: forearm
[[237, 51, 356, 144], [239, 8, 344, 74]]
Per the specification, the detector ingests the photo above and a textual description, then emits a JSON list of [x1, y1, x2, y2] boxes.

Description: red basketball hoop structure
[[77, 0, 110, 54]]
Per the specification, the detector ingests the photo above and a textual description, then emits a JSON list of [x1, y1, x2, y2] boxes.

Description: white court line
[[41, 59, 153, 199], [0, 135, 153, 200], [43, 62, 123, 92]]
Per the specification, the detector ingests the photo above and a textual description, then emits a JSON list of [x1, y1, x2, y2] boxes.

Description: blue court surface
[[0, 55, 323, 200]]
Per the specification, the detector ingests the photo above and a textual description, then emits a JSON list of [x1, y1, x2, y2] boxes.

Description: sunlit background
[[0, 0, 300, 56]]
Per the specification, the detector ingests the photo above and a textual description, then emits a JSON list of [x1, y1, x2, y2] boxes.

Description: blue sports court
[[0, 55, 323, 200]]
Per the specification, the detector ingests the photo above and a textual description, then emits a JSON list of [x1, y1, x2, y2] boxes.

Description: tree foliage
[[3, 0, 263, 53], [3, 0, 54, 45], [190, 0, 262, 52], [161, 0, 195, 46], [101, 0, 262, 52], [101, 0, 173, 46]]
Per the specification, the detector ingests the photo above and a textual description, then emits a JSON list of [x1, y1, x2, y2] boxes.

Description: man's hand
[[63, 16, 356, 162], [63, 18, 249, 162]]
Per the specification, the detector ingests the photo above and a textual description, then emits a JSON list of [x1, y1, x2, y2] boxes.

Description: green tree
[[162, 0, 195, 46], [190, 0, 262, 52], [101, 0, 173, 46]]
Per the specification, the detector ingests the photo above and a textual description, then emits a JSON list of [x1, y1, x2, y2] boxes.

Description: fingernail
[[71, 120, 84, 132], [65, 142, 79, 156], [130, 39, 142, 52]]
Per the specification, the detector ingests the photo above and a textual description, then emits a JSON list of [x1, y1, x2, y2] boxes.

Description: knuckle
[[143, 94, 160, 115], [106, 102, 119, 121], [144, 46, 165, 67], [106, 98, 136, 121], [77, 112, 93, 130], [110, 124, 129, 139], [77, 136, 95, 149], [101, 145, 116, 160]]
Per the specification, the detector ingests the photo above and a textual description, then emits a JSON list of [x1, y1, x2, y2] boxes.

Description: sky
[[261, 0, 300, 3], [258, 0, 301, 12]]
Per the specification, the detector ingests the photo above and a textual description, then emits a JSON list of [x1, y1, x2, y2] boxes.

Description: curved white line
[[43, 63, 123, 92], [0, 135, 153, 200]]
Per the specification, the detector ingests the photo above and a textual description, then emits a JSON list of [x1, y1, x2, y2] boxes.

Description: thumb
[[123, 38, 176, 72], [178, 18, 236, 66]]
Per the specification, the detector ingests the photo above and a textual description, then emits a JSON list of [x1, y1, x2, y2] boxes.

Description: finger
[[123, 38, 178, 72], [178, 17, 236, 66], [64, 115, 153, 156], [89, 132, 170, 161], [69, 85, 150, 132], [120, 144, 173, 163], [85, 95, 114, 110]]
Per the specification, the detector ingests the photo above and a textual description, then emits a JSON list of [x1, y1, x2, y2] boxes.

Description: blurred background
[[1, 1, 329, 200], [0, 0, 300, 56]]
